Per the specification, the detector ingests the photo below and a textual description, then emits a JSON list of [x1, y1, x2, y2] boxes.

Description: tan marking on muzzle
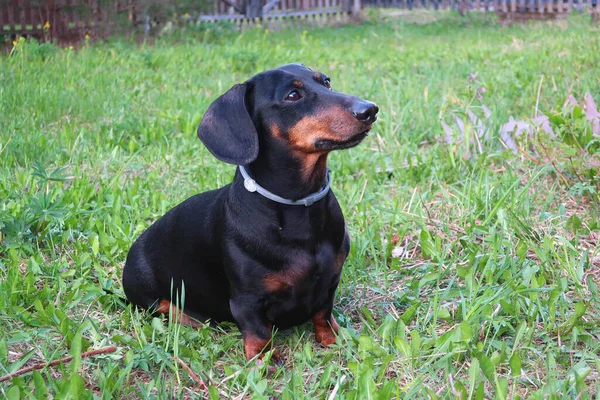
[[287, 106, 361, 153]]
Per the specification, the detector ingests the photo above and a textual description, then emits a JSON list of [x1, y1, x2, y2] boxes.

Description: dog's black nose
[[350, 101, 379, 124]]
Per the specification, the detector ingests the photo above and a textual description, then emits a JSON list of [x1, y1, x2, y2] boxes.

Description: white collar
[[238, 166, 331, 207]]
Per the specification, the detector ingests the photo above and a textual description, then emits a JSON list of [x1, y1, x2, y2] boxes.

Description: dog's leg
[[242, 331, 277, 361], [312, 308, 340, 347], [155, 299, 203, 328], [230, 296, 280, 362]]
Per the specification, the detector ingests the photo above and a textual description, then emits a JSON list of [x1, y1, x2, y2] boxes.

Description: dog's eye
[[324, 78, 331, 89], [286, 90, 302, 101]]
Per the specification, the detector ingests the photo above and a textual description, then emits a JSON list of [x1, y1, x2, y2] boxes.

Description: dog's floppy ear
[[197, 83, 259, 165]]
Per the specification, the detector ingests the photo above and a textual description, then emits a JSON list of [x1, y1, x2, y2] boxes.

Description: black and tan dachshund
[[122, 63, 378, 361]]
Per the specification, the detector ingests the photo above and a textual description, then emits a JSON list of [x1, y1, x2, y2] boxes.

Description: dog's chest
[[263, 242, 335, 288], [263, 241, 343, 327]]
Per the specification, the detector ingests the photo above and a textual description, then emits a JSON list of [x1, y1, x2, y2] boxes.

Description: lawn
[[1, 10, 599, 399]]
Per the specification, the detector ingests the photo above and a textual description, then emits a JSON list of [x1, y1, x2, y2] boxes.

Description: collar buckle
[[238, 166, 331, 207], [243, 178, 257, 193]]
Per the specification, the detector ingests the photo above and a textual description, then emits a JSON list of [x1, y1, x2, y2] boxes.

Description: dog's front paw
[[243, 334, 284, 366], [244, 335, 269, 360], [257, 348, 284, 366], [315, 329, 337, 347], [312, 311, 340, 347]]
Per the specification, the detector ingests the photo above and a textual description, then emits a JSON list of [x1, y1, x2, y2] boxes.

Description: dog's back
[[123, 186, 233, 322]]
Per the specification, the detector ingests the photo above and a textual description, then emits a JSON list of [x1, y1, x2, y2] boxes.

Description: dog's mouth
[[314, 127, 372, 151]]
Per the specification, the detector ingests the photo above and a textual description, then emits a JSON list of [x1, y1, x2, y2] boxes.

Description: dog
[[122, 63, 378, 361]]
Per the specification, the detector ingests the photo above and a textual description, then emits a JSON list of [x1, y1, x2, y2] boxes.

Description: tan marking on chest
[[334, 252, 346, 274], [263, 265, 309, 292], [263, 254, 312, 292]]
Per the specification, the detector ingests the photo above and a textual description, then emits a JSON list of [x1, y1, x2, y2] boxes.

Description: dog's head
[[197, 63, 378, 166]]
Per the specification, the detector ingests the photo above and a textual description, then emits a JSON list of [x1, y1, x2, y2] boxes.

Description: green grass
[[1, 11, 600, 399]]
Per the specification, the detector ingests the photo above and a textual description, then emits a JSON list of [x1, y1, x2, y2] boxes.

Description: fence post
[[245, 0, 263, 17], [352, 0, 361, 15], [141, 1, 150, 37]]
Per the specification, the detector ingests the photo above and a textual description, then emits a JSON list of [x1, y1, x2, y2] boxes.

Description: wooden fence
[[363, 0, 599, 21], [363, 0, 596, 9], [191, 0, 360, 30], [1, 0, 598, 42], [0, 0, 357, 40], [1, 0, 135, 41], [196, 0, 358, 19]]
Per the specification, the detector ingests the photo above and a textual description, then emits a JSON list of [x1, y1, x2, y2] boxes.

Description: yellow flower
[[43, 21, 50, 30], [12, 36, 25, 47], [10, 36, 25, 54], [183, 13, 190, 18]]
